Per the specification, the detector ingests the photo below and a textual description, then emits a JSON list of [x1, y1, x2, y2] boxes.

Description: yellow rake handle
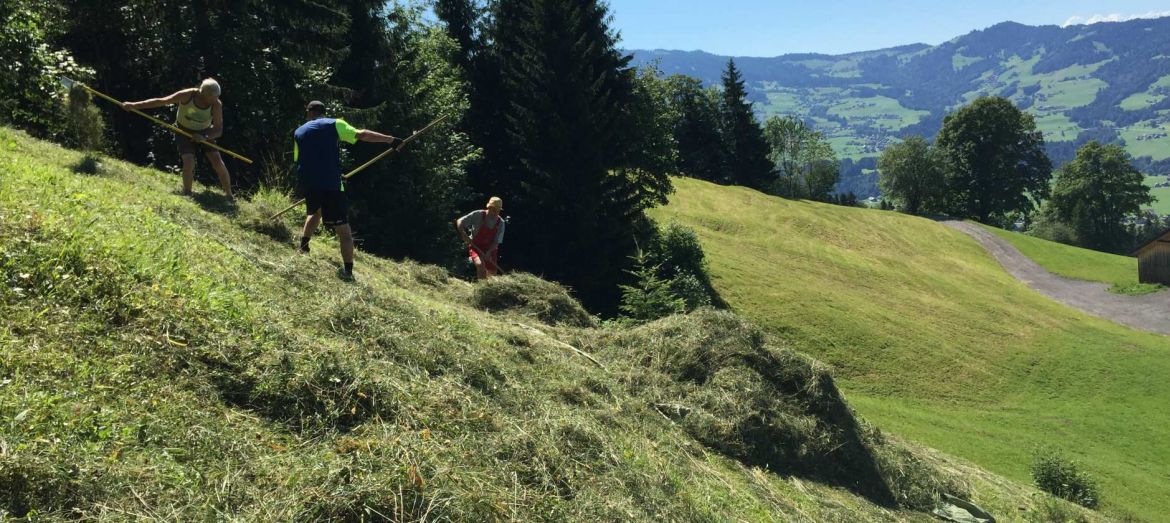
[[68, 78, 253, 164]]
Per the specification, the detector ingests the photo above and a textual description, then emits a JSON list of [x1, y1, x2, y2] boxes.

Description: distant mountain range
[[630, 17, 1170, 206]]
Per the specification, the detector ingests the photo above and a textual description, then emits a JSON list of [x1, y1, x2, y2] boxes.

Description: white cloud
[[1062, 10, 1170, 27]]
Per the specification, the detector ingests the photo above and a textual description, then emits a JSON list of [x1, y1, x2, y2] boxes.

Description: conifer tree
[[719, 59, 773, 190], [483, 0, 672, 310], [330, 1, 475, 264], [435, 0, 483, 71], [668, 75, 727, 182]]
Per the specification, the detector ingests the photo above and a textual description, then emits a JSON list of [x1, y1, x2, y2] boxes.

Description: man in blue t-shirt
[[294, 100, 400, 280]]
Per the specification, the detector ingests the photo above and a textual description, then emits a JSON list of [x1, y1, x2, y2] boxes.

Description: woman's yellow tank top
[[176, 93, 212, 131]]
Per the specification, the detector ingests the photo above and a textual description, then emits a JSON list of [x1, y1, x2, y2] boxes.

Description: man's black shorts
[[304, 188, 349, 226]]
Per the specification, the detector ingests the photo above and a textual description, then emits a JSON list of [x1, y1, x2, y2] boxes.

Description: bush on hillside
[[647, 224, 719, 307], [1029, 208, 1081, 246], [473, 274, 597, 328], [618, 252, 685, 323], [619, 222, 719, 323], [1031, 448, 1100, 509], [668, 271, 712, 310], [63, 83, 105, 153]]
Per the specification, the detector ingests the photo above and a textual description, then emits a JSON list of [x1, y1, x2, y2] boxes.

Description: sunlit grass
[[981, 224, 1164, 295], [653, 176, 1170, 521]]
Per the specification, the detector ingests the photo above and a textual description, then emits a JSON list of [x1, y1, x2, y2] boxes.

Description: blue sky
[[606, 0, 1170, 56]]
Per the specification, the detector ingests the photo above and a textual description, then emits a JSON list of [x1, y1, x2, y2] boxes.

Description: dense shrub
[[667, 271, 712, 310], [0, 0, 90, 138], [1032, 448, 1100, 509], [620, 222, 719, 323], [649, 223, 707, 277]]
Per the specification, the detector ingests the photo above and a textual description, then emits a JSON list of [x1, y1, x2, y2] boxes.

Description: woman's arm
[[205, 99, 224, 140], [122, 88, 194, 111]]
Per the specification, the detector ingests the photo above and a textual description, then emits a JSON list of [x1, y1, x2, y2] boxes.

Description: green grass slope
[[981, 224, 1164, 295], [0, 128, 1099, 521], [652, 177, 1170, 521]]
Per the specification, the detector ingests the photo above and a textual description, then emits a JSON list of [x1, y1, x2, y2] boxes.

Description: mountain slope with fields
[[651, 177, 1170, 521], [632, 17, 1170, 202], [0, 129, 1105, 521]]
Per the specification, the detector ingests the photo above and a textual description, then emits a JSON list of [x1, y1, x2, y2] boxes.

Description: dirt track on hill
[[943, 220, 1170, 336]]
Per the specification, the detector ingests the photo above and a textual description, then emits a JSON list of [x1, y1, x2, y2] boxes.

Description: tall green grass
[[653, 176, 1170, 521]]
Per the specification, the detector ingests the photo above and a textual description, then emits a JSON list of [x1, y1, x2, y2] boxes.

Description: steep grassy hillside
[[652, 177, 1170, 521], [981, 225, 1163, 295], [0, 129, 1101, 520]]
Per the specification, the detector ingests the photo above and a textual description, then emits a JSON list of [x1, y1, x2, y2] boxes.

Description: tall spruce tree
[[483, 0, 671, 310], [719, 59, 773, 190], [435, 0, 483, 71], [667, 75, 727, 182], [330, 1, 476, 264]]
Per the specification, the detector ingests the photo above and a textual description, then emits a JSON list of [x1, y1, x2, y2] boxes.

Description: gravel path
[[942, 220, 1170, 336]]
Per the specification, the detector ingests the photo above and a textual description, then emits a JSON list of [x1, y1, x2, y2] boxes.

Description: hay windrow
[[471, 273, 598, 328]]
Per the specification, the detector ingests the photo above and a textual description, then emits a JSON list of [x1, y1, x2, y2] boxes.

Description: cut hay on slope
[[472, 273, 597, 328], [588, 309, 967, 509]]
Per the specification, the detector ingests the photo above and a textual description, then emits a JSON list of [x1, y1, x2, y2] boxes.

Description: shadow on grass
[[69, 154, 102, 175], [192, 190, 238, 217]]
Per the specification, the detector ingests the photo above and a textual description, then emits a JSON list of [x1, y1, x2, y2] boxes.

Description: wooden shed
[[1135, 229, 1170, 285]]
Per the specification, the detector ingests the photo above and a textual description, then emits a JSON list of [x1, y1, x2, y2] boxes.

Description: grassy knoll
[[1119, 74, 1170, 111], [1142, 175, 1170, 215], [0, 128, 1099, 520], [1121, 119, 1170, 162], [1149, 186, 1170, 215], [652, 177, 1170, 521], [981, 225, 1163, 295], [826, 96, 929, 131]]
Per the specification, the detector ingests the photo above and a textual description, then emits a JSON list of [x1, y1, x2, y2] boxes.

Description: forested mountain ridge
[[631, 17, 1170, 202]]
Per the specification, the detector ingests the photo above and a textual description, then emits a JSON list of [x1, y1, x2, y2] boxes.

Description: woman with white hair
[[122, 78, 233, 199]]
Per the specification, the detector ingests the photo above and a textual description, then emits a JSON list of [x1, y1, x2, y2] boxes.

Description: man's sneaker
[[296, 244, 310, 255], [338, 268, 355, 282]]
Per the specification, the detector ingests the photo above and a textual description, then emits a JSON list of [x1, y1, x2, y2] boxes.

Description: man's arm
[[356, 129, 400, 145], [454, 215, 473, 246], [122, 89, 193, 111]]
